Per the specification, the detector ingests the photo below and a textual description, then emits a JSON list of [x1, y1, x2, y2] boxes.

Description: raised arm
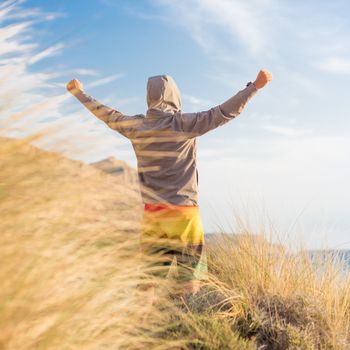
[[66, 79, 136, 138], [176, 69, 272, 137]]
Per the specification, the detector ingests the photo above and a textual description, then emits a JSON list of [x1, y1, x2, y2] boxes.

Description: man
[[66, 69, 272, 299]]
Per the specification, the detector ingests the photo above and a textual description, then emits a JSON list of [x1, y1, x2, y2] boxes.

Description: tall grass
[[1, 136, 350, 349], [0, 135, 146, 349]]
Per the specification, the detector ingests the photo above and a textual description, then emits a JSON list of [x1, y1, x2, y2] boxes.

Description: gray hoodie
[[73, 75, 257, 205]]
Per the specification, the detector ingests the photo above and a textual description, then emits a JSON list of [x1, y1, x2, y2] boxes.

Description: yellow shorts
[[140, 203, 208, 282]]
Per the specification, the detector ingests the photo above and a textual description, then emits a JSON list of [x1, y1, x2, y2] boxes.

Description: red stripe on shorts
[[144, 203, 198, 212]]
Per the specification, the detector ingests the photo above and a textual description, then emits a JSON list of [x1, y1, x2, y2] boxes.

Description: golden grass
[[0, 135, 147, 349], [1, 135, 350, 350]]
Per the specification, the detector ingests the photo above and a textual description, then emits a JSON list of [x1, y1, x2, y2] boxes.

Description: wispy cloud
[[0, 22, 36, 56], [199, 133, 350, 246], [151, 0, 274, 56], [183, 94, 212, 112], [28, 43, 66, 64], [0, 0, 63, 21], [87, 73, 124, 88], [147, 0, 350, 92], [262, 124, 313, 137], [316, 57, 350, 74], [0, 1, 133, 163], [74, 68, 99, 76], [0, 3, 60, 115], [114, 96, 141, 107]]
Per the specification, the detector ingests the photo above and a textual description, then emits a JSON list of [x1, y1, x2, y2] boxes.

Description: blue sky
[[2, 0, 350, 249]]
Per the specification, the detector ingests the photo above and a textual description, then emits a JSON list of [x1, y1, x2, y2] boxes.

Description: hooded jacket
[[74, 75, 257, 206]]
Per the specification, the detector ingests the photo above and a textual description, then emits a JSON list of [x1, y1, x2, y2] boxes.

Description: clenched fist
[[254, 69, 272, 89], [66, 79, 83, 94]]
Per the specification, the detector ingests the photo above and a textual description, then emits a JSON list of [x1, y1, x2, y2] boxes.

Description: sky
[[1, 0, 350, 250]]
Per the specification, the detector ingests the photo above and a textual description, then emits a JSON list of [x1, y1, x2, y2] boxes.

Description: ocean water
[[307, 250, 350, 270]]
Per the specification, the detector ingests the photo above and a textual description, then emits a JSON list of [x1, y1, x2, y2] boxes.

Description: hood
[[146, 75, 182, 117]]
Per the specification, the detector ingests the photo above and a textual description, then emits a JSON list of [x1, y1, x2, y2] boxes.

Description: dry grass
[[0, 135, 147, 349], [203, 234, 350, 349], [1, 135, 350, 350]]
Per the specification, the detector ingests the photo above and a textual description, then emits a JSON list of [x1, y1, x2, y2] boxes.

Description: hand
[[66, 79, 83, 94], [253, 69, 272, 89]]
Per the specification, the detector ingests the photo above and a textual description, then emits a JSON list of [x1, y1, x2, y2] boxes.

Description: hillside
[[0, 136, 145, 349], [90, 156, 139, 186], [0, 136, 141, 218]]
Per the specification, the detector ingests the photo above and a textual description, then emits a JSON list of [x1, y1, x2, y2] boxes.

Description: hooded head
[[146, 75, 182, 117]]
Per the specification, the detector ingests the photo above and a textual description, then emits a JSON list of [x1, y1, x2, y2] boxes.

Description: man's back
[[130, 114, 199, 205]]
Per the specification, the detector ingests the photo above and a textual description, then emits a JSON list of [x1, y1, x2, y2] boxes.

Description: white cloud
[[114, 96, 141, 107], [0, 22, 36, 56], [28, 43, 66, 64], [87, 73, 124, 88], [0, 1, 134, 164], [183, 94, 212, 111], [152, 0, 274, 56], [316, 57, 350, 74], [0, 0, 63, 21], [262, 124, 312, 137], [198, 134, 350, 248], [74, 68, 99, 76], [148, 0, 350, 94]]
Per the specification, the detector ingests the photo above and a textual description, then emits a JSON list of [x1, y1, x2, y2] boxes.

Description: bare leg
[[175, 279, 203, 298], [189, 279, 201, 295]]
